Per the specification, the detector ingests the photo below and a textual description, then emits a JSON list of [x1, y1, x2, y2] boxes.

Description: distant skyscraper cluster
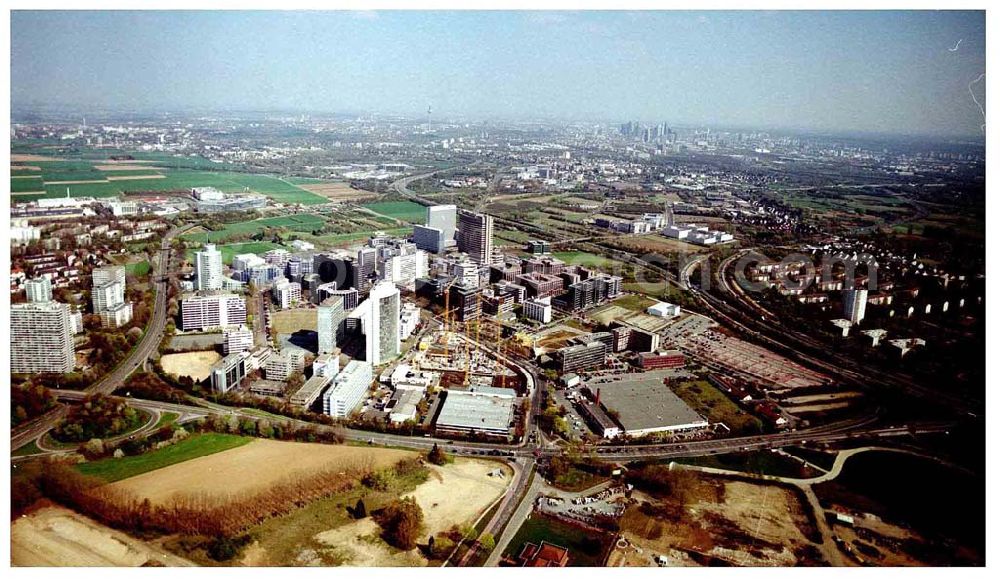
[[619, 121, 676, 143]]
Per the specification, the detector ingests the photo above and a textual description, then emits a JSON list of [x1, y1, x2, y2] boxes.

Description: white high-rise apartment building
[[272, 277, 301, 309], [92, 265, 126, 287], [25, 277, 53, 303], [364, 281, 400, 365], [180, 294, 247, 331], [92, 280, 126, 312], [11, 301, 75, 374], [196, 244, 224, 291], [91, 265, 130, 328]]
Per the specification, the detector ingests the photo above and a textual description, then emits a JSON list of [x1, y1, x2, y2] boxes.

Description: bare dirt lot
[[314, 518, 428, 567], [618, 476, 820, 567], [11, 505, 194, 566], [410, 458, 512, 535], [110, 441, 416, 506], [106, 174, 166, 181], [160, 350, 221, 382], [301, 182, 378, 202], [309, 458, 512, 566], [11, 154, 64, 162]]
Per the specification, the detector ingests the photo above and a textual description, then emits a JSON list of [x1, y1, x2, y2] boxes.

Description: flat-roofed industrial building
[[435, 388, 516, 437], [586, 372, 707, 437]]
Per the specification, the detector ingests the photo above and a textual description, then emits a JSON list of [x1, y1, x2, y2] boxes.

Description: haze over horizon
[[11, 10, 987, 138]]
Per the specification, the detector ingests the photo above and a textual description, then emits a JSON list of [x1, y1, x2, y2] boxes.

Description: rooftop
[[589, 372, 707, 434], [436, 389, 515, 433]]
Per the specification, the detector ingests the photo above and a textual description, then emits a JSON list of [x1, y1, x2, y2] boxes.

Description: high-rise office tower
[[426, 204, 457, 242], [457, 210, 494, 265], [11, 301, 75, 374], [25, 277, 53, 303], [356, 247, 378, 290], [196, 243, 224, 291], [317, 296, 346, 354], [844, 288, 868, 325], [364, 280, 400, 365]]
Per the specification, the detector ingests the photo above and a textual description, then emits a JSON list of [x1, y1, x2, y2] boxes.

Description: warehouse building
[[586, 372, 708, 437], [435, 387, 516, 437]]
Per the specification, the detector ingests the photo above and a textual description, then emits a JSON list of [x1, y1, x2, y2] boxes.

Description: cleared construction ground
[[11, 506, 194, 567], [160, 350, 221, 382]]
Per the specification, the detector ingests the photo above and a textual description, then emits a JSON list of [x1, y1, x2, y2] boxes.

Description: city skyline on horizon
[[11, 10, 987, 138]]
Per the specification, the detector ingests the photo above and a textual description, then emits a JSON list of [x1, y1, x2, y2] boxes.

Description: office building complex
[[555, 340, 608, 373], [323, 360, 373, 418], [427, 204, 457, 241], [523, 296, 553, 323], [210, 352, 249, 393]]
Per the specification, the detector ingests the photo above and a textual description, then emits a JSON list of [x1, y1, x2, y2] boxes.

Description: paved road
[[483, 459, 542, 566], [11, 225, 186, 451]]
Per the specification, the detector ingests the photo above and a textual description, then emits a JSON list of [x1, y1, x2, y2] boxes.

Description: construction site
[[414, 329, 522, 391]]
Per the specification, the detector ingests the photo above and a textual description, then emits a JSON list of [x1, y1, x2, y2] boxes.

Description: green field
[[496, 229, 532, 244], [11, 161, 329, 205], [123, 260, 151, 277], [185, 241, 286, 265], [611, 294, 658, 312], [552, 251, 622, 269], [503, 512, 613, 566], [74, 433, 252, 483], [180, 214, 327, 244], [297, 226, 412, 248], [671, 380, 763, 436], [153, 412, 181, 430], [362, 200, 427, 223]]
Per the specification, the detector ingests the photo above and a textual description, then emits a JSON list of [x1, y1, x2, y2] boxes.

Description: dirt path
[[11, 506, 194, 566]]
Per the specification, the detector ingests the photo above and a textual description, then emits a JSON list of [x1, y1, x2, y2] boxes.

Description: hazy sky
[[11, 10, 987, 137]]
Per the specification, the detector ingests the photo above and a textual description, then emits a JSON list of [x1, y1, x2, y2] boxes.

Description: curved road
[[11, 225, 186, 451]]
